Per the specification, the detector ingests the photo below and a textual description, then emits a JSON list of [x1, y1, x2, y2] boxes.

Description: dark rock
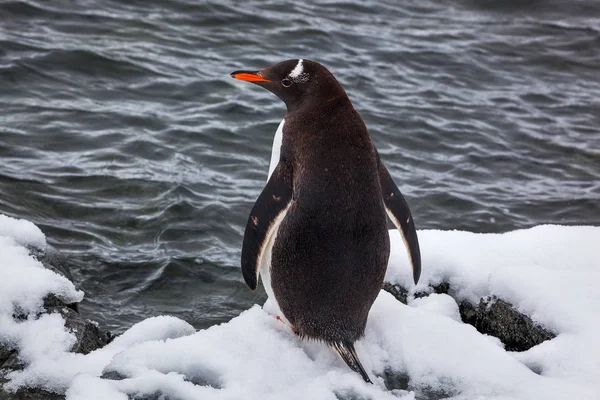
[[43, 294, 78, 314], [28, 246, 73, 282], [414, 383, 460, 400], [0, 384, 64, 400], [32, 246, 79, 313], [0, 353, 24, 371], [184, 374, 221, 389], [383, 280, 556, 352], [472, 296, 555, 352], [125, 392, 165, 400], [458, 300, 478, 326], [382, 282, 408, 304], [100, 370, 127, 381], [431, 282, 450, 295], [101, 368, 222, 391], [414, 281, 450, 300], [43, 306, 110, 355], [0, 348, 14, 368], [381, 368, 409, 391], [334, 390, 369, 400], [379, 369, 459, 400], [385, 280, 450, 303], [31, 245, 112, 354], [3, 373, 65, 400]]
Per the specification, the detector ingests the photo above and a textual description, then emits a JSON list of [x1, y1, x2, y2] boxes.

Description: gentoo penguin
[[231, 59, 421, 383]]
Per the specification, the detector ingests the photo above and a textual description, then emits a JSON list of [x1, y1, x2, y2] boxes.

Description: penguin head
[[231, 59, 345, 111]]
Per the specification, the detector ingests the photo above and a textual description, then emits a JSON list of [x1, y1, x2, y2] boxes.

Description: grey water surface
[[1, 0, 599, 333]]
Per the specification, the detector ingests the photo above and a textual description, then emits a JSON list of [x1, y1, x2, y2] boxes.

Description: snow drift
[[1, 214, 598, 399]]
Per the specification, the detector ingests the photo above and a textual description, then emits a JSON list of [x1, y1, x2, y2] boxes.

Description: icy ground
[[1, 214, 599, 399]]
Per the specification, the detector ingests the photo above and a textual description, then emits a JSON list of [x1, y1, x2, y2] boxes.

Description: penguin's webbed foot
[[275, 315, 297, 333]]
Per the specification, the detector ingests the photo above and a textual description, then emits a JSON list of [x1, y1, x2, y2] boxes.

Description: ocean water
[[0, 0, 598, 334]]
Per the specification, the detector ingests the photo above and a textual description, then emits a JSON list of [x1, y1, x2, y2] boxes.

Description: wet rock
[[45, 305, 111, 355], [43, 293, 78, 314], [36, 246, 113, 354], [383, 280, 555, 351], [29, 245, 74, 283]]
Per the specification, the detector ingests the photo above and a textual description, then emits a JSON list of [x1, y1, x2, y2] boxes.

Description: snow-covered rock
[[0, 215, 111, 399], [1, 215, 599, 400]]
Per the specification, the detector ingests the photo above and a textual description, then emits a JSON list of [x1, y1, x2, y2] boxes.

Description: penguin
[[231, 59, 421, 383]]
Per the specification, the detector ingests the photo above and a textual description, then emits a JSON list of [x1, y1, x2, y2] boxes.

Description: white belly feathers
[[260, 119, 290, 324]]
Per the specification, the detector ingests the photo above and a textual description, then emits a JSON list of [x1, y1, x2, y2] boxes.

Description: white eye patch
[[288, 59, 309, 83]]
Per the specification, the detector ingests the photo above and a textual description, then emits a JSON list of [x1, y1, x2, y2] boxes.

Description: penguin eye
[[281, 78, 292, 87]]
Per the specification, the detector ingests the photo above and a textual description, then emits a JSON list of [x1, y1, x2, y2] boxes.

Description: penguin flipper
[[377, 157, 422, 284], [241, 161, 293, 290], [332, 341, 373, 383]]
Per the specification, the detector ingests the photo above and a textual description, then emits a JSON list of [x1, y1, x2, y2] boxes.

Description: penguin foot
[[275, 315, 297, 333]]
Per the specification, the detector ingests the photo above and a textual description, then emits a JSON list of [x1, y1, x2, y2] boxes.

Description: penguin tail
[[332, 340, 373, 384]]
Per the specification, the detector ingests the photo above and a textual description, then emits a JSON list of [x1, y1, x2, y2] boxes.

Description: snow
[[0, 214, 81, 319], [1, 214, 599, 399], [410, 293, 461, 322], [4, 316, 195, 393], [386, 225, 600, 334], [0, 215, 83, 393], [0, 214, 46, 250], [386, 225, 600, 397]]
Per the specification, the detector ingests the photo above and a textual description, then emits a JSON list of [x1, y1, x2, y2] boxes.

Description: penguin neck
[[281, 90, 368, 164], [284, 81, 350, 113], [285, 91, 350, 119]]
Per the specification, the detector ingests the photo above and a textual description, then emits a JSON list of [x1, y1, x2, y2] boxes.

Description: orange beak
[[230, 70, 271, 83]]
